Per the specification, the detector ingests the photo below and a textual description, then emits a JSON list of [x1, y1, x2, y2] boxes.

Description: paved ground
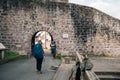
[[0, 50, 61, 80], [90, 57, 120, 72], [1, 52, 120, 80]]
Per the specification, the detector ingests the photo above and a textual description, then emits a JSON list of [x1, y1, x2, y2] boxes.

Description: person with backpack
[[33, 40, 44, 74], [50, 41, 56, 58]]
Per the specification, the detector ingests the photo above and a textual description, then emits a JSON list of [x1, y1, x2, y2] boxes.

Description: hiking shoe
[[36, 70, 43, 74], [40, 71, 42, 74], [36, 71, 40, 74]]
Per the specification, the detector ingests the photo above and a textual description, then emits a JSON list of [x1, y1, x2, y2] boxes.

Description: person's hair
[[38, 40, 42, 44], [51, 41, 55, 44]]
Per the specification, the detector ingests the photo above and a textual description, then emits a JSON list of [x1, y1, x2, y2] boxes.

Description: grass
[[55, 53, 62, 60], [0, 51, 28, 65], [4, 51, 19, 58]]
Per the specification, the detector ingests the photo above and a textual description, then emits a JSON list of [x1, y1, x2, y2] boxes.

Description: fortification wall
[[0, 2, 120, 56]]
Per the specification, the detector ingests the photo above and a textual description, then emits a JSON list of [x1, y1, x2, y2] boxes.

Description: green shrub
[[56, 54, 62, 60], [4, 51, 19, 58]]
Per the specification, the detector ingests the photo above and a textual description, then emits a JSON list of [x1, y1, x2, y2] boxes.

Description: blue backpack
[[33, 44, 43, 58]]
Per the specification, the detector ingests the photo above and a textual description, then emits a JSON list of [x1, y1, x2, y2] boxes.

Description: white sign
[[62, 33, 68, 38]]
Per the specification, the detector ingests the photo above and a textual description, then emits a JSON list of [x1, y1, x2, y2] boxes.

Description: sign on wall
[[62, 33, 69, 38]]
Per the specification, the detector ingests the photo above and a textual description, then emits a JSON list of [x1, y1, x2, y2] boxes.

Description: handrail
[[75, 52, 100, 80], [76, 52, 84, 63]]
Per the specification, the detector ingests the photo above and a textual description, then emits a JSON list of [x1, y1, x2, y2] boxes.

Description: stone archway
[[31, 31, 53, 53]]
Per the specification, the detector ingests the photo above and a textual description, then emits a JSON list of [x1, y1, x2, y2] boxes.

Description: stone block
[[64, 57, 70, 64]]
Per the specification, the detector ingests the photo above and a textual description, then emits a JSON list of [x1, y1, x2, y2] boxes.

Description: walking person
[[50, 41, 56, 58], [33, 40, 44, 74]]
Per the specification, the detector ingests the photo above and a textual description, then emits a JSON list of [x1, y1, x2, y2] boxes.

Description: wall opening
[[31, 31, 53, 53]]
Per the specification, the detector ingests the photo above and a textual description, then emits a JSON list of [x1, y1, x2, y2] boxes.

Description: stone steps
[[95, 72, 120, 80], [98, 75, 120, 80]]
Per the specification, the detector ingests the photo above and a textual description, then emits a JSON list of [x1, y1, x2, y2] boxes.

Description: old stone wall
[[0, 2, 120, 56], [91, 9, 120, 56], [50, 0, 68, 3]]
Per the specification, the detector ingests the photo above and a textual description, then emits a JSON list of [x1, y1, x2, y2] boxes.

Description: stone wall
[[0, 2, 120, 56], [91, 9, 120, 56], [50, 0, 68, 3]]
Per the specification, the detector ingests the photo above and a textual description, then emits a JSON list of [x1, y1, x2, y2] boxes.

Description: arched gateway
[[31, 31, 53, 52]]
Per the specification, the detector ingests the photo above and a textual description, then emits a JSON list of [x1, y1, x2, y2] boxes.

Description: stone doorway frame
[[31, 31, 54, 53]]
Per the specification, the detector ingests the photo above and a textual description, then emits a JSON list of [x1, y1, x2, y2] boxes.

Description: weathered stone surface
[[0, 1, 120, 57]]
